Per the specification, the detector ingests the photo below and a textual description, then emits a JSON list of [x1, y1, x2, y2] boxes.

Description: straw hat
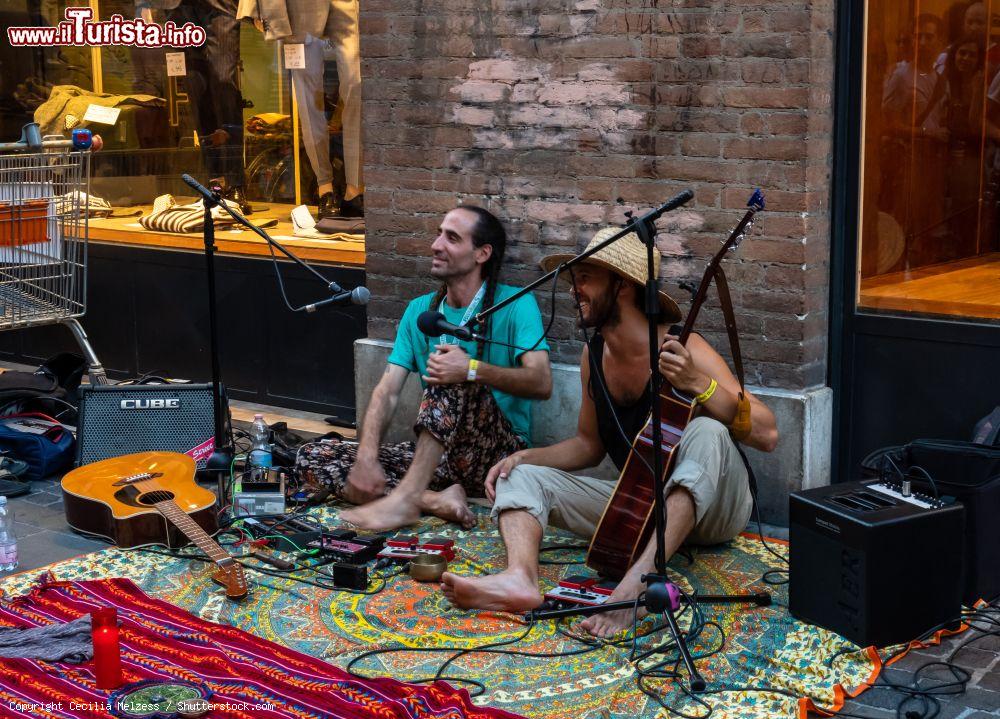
[[539, 227, 682, 323]]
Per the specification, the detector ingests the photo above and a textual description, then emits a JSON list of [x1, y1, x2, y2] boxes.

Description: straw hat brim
[[539, 254, 682, 323]]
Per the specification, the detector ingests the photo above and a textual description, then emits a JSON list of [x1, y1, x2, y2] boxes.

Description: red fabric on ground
[[0, 576, 522, 719]]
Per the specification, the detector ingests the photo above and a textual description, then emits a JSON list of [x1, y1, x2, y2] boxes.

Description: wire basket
[[0, 124, 91, 331]]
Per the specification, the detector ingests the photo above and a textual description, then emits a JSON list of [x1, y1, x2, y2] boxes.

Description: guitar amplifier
[[76, 384, 217, 468], [789, 479, 964, 648]]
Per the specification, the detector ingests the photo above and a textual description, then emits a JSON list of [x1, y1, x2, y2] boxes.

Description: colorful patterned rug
[[0, 505, 882, 719], [0, 577, 520, 719]]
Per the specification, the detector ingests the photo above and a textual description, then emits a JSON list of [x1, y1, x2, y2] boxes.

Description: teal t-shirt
[[387, 284, 550, 444]]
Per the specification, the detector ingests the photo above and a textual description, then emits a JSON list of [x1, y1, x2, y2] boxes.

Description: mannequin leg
[[291, 38, 335, 197], [325, 0, 363, 197]]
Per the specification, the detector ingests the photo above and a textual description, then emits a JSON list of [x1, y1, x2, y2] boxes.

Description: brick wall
[[361, 0, 835, 391]]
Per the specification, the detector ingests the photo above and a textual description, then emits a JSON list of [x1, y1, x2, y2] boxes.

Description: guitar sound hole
[[136, 490, 175, 506]]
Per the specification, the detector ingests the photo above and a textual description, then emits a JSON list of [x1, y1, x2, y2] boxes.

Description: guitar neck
[[677, 205, 758, 345], [153, 499, 232, 566]]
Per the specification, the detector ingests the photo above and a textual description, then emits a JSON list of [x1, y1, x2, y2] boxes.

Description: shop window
[[0, 1, 363, 252], [858, 1, 999, 321]]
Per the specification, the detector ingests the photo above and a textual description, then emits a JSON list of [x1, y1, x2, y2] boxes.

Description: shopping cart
[[0, 122, 106, 385]]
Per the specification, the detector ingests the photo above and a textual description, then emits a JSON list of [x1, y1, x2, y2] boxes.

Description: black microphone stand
[[197, 183, 234, 491], [183, 175, 361, 495], [473, 192, 769, 692]]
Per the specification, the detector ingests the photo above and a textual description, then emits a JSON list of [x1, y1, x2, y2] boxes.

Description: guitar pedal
[[542, 575, 616, 607], [307, 532, 385, 563], [376, 534, 455, 562]]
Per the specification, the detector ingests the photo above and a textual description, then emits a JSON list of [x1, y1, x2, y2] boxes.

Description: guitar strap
[[710, 265, 758, 496]]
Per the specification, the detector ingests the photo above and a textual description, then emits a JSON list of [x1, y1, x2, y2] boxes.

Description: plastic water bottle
[[0, 496, 17, 573], [249, 414, 272, 468]]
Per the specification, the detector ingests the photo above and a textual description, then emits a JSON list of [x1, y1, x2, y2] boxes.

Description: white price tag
[[82, 104, 120, 125], [283, 43, 306, 70], [165, 52, 186, 77]]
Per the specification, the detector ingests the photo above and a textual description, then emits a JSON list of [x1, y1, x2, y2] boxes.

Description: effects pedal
[[376, 534, 455, 562], [543, 575, 616, 608], [307, 530, 385, 563], [240, 516, 321, 553], [233, 467, 289, 516]]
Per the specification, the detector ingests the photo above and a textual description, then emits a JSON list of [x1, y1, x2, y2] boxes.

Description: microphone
[[181, 173, 221, 205], [660, 189, 694, 213], [305, 286, 370, 313], [417, 311, 477, 341]]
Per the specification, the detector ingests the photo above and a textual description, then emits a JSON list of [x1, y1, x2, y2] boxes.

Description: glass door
[[857, 0, 1000, 323]]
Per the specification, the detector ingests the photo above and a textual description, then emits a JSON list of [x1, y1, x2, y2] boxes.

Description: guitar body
[[587, 394, 696, 580], [61, 452, 218, 549]]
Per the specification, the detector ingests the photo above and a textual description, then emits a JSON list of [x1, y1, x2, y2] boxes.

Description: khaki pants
[[291, 0, 363, 189], [491, 417, 753, 546]]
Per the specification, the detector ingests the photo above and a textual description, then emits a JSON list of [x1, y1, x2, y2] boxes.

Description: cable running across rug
[[0, 505, 883, 719]]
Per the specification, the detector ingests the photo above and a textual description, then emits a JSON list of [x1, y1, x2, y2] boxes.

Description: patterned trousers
[[296, 383, 526, 500]]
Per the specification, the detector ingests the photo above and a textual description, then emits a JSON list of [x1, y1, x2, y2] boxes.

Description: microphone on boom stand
[[415, 310, 533, 353], [417, 311, 480, 341], [305, 286, 370, 312], [181, 173, 222, 206], [181, 172, 372, 495]]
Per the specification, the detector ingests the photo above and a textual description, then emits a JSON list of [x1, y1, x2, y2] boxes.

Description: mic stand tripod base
[[525, 581, 772, 693]]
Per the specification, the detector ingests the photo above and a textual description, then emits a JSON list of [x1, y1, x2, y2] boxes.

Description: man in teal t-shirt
[[297, 206, 551, 532]]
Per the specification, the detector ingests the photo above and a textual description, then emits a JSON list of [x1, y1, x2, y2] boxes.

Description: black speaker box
[[76, 384, 216, 468], [789, 479, 964, 648]]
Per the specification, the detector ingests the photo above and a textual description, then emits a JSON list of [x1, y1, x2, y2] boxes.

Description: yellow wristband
[[694, 378, 717, 405], [467, 358, 479, 382]]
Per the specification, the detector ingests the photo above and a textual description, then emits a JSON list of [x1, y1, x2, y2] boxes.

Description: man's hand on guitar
[[484, 451, 526, 502], [423, 344, 471, 386], [659, 335, 710, 396], [344, 453, 388, 504]]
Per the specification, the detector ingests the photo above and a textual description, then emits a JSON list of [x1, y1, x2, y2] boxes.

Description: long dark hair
[[944, 33, 985, 84], [428, 205, 507, 359]]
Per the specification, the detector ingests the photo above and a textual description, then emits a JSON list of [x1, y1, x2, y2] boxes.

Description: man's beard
[[577, 286, 622, 330]]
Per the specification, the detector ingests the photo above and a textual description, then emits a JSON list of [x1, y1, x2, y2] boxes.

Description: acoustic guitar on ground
[[61, 451, 247, 600], [586, 190, 765, 580]]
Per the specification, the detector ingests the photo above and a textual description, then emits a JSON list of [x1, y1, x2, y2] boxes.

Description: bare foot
[[339, 491, 421, 531], [579, 574, 648, 638], [440, 570, 543, 612], [421, 485, 475, 529]]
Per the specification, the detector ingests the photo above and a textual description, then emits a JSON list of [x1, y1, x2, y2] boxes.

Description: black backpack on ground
[[0, 353, 86, 424]]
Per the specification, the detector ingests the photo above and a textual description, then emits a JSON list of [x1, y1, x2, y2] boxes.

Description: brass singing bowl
[[409, 554, 448, 582]]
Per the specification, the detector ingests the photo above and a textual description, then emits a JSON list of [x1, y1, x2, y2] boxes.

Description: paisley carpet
[[0, 505, 881, 719]]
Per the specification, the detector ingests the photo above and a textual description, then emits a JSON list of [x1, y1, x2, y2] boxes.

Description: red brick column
[[361, 0, 835, 390]]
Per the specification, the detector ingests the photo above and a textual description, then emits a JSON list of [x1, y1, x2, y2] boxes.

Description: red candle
[[91, 608, 122, 690]]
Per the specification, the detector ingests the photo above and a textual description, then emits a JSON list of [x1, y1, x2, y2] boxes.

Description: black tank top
[[587, 334, 651, 472]]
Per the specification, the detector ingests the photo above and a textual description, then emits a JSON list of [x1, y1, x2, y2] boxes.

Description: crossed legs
[[340, 430, 474, 531], [339, 383, 524, 531]]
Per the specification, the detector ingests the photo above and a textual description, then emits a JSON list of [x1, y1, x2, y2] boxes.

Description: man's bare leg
[[340, 431, 474, 530], [441, 510, 545, 612], [581, 487, 697, 638]]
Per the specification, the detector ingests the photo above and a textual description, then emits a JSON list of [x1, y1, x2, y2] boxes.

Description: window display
[[858, 1, 999, 321], [0, 0, 364, 253]]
